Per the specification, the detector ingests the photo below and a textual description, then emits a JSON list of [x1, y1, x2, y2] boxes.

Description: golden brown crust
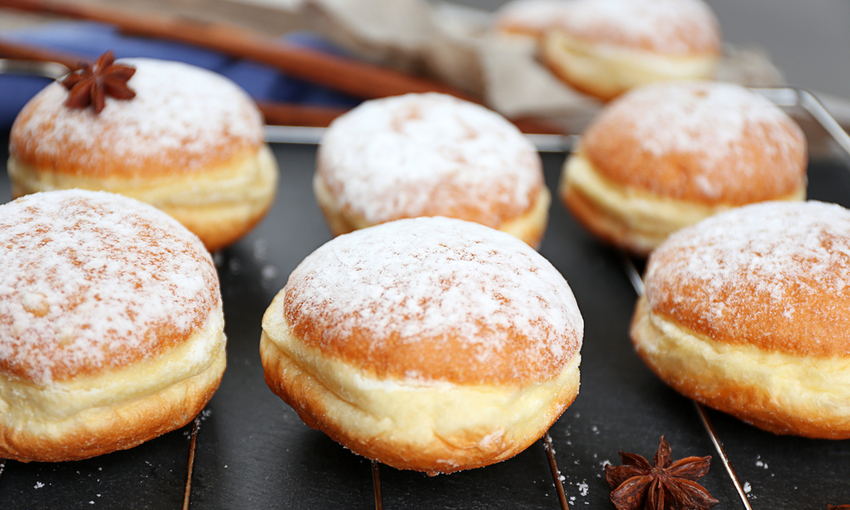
[[581, 82, 807, 205], [10, 101, 260, 180], [559, 146, 806, 255], [260, 289, 581, 474], [261, 334, 579, 474], [313, 172, 551, 248], [561, 177, 661, 256], [7, 141, 279, 253], [643, 205, 850, 357], [0, 350, 225, 462], [630, 296, 850, 438]]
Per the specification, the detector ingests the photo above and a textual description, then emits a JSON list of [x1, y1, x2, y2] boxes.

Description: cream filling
[[543, 30, 719, 98], [0, 307, 226, 427], [7, 144, 278, 209], [635, 299, 850, 418], [262, 291, 580, 448], [561, 152, 805, 240], [314, 172, 551, 248]]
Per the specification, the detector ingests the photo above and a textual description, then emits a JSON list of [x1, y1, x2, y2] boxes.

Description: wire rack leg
[[693, 402, 753, 510], [543, 432, 571, 510], [182, 416, 202, 510], [371, 460, 383, 510]]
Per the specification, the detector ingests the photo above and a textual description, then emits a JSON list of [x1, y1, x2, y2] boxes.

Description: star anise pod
[[61, 50, 136, 114], [605, 436, 719, 510]]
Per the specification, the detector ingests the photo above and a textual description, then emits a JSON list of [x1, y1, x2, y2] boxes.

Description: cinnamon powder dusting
[[0, 190, 220, 383]]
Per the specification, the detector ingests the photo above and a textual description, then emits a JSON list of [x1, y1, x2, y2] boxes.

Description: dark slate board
[[1, 131, 849, 510]]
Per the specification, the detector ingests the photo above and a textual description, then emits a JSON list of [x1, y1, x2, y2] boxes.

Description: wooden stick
[[256, 101, 346, 128], [0, 37, 87, 70], [0, 0, 480, 102], [0, 36, 567, 135]]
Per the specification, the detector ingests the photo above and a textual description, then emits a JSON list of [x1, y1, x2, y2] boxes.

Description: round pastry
[[632, 201, 850, 438], [260, 216, 582, 474], [541, 0, 722, 101], [0, 189, 226, 462], [492, 0, 574, 40], [560, 80, 807, 255], [8, 52, 278, 252], [313, 92, 550, 248]]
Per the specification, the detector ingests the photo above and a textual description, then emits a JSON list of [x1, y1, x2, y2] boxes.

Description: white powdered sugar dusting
[[0, 190, 219, 383], [593, 81, 804, 200], [317, 93, 542, 226], [646, 201, 850, 346], [285, 217, 582, 380], [13, 58, 262, 172], [554, 0, 720, 54], [624, 81, 796, 167]]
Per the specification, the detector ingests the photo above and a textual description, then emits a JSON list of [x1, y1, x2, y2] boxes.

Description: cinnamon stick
[[0, 0, 480, 103], [0, 35, 567, 135], [0, 37, 87, 70]]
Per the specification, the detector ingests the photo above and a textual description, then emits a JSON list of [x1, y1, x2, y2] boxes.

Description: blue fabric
[[0, 22, 362, 129]]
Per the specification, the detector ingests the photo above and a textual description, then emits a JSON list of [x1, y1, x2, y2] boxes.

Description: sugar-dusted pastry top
[[645, 201, 850, 357], [549, 0, 721, 55], [493, 0, 574, 37], [0, 190, 221, 383], [10, 58, 264, 178], [283, 216, 582, 385], [581, 80, 806, 204], [315, 93, 544, 228]]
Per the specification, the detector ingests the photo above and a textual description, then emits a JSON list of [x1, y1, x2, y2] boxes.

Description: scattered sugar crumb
[[34, 481, 44, 489], [743, 482, 752, 494], [578, 482, 589, 496]]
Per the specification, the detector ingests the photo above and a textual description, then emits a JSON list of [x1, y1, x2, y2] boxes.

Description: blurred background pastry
[[560, 80, 807, 255], [540, 0, 722, 101], [7, 53, 279, 252]]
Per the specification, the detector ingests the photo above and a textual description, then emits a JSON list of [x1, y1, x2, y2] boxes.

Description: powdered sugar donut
[[8, 57, 278, 251], [541, 0, 722, 100], [313, 93, 550, 248], [632, 201, 850, 438], [0, 189, 226, 462], [560, 80, 806, 255], [260, 217, 582, 474]]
